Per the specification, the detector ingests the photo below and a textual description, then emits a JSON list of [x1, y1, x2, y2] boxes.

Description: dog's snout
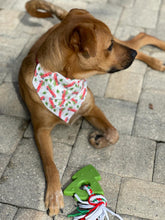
[[131, 49, 137, 59]]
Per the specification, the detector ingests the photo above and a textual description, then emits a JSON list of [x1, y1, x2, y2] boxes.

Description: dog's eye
[[108, 40, 114, 51]]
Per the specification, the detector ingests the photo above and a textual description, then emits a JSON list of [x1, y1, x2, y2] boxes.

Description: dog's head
[[57, 9, 137, 78]]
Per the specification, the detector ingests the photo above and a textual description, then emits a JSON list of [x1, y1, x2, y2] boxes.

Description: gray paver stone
[[146, 3, 165, 38], [88, 3, 122, 34], [0, 46, 20, 67], [0, 115, 27, 154], [4, 62, 21, 83], [150, 28, 165, 42], [14, 208, 52, 220], [0, 9, 23, 34], [87, 74, 110, 97], [0, 83, 30, 119], [0, 0, 15, 9], [0, 203, 17, 220], [8, 0, 33, 10], [117, 178, 165, 220], [56, 216, 70, 220], [143, 70, 165, 91], [119, 215, 150, 220], [68, 130, 156, 180], [153, 143, 165, 184], [0, 65, 8, 84], [0, 154, 11, 178], [120, 7, 158, 29], [18, 12, 55, 35], [105, 71, 143, 103], [51, 0, 88, 11], [0, 138, 71, 211], [82, 98, 136, 136], [0, 32, 29, 57], [115, 25, 144, 41], [82, 0, 107, 3], [134, 0, 161, 10], [4, 34, 41, 83], [133, 89, 165, 141], [108, 0, 135, 8]]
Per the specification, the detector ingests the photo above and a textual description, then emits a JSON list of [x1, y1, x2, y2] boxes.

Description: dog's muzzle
[[108, 49, 137, 74]]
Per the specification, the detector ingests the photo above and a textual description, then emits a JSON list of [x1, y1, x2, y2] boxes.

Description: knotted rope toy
[[64, 165, 123, 220]]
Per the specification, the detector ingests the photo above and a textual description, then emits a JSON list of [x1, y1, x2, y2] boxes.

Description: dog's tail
[[25, 0, 68, 20]]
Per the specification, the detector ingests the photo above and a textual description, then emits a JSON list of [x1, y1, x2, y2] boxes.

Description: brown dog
[[19, 0, 165, 217]]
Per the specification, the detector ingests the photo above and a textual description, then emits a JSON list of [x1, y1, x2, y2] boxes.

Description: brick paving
[[0, 0, 165, 219]]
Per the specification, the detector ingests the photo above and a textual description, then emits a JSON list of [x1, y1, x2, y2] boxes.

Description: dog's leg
[[115, 33, 165, 71], [116, 33, 165, 50], [32, 115, 64, 217], [136, 51, 165, 71], [84, 105, 119, 149]]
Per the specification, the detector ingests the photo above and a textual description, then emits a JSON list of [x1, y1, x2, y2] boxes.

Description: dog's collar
[[32, 63, 87, 123]]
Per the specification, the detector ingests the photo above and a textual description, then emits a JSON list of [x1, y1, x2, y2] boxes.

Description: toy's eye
[[108, 40, 114, 51]]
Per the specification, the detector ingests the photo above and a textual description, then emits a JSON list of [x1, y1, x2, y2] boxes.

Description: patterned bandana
[[32, 63, 87, 123]]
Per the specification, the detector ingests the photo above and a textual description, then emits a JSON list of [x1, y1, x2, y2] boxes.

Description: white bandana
[[32, 63, 87, 123]]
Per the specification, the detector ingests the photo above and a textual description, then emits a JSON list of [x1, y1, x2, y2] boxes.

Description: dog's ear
[[69, 24, 97, 58]]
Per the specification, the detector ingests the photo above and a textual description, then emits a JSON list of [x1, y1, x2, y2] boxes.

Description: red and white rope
[[73, 185, 123, 220]]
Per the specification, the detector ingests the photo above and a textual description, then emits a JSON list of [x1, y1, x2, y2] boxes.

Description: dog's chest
[[32, 63, 88, 123]]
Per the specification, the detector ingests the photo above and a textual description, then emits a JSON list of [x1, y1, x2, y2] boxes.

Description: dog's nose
[[131, 49, 137, 58]]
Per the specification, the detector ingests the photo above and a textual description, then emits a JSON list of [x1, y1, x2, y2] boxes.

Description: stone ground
[[0, 0, 165, 219]]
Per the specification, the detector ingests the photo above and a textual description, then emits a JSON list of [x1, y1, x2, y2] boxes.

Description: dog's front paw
[[89, 129, 119, 149], [89, 131, 109, 149], [45, 186, 64, 217]]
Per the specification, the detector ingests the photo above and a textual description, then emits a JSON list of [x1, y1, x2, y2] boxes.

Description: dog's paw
[[152, 58, 165, 71], [157, 60, 165, 71], [89, 130, 119, 149], [162, 62, 165, 71], [89, 131, 109, 148], [45, 187, 64, 217]]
